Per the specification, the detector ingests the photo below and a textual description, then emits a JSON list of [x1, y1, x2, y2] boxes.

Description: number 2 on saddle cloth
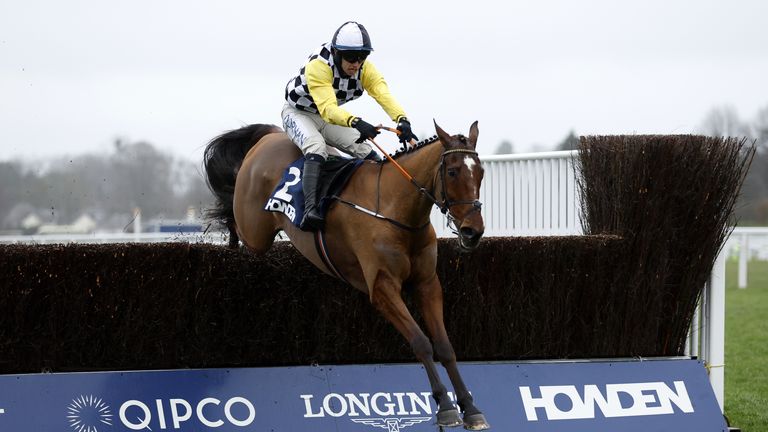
[[264, 157, 364, 227]]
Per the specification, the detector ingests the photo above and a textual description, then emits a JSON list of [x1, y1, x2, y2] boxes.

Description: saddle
[[264, 157, 364, 227]]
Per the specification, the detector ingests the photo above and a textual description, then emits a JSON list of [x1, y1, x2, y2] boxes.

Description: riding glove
[[396, 118, 418, 148], [352, 118, 380, 143]]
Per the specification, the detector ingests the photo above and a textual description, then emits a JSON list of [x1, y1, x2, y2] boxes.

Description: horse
[[203, 121, 489, 430]]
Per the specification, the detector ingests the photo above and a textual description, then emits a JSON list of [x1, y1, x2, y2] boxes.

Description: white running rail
[[431, 151, 582, 236]]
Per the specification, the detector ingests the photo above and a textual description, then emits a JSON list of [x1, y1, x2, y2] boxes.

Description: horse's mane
[[384, 134, 467, 163], [385, 134, 470, 162]]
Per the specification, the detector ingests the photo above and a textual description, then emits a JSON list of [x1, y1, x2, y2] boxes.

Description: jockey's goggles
[[340, 50, 369, 63]]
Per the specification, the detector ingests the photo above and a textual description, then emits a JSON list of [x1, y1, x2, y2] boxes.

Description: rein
[[343, 128, 482, 235]]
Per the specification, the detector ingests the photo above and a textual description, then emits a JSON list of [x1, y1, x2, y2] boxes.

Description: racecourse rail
[[2, 149, 748, 411]]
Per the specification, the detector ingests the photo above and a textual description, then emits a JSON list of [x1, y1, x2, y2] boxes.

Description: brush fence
[[0, 148, 733, 409], [432, 149, 725, 409]]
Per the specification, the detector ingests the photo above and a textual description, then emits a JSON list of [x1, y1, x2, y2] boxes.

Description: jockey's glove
[[352, 118, 380, 143], [396, 118, 418, 148]]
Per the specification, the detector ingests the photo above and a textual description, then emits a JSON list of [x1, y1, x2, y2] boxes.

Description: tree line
[[0, 139, 211, 233], [698, 106, 768, 225]]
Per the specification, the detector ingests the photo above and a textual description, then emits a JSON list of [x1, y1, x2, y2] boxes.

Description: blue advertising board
[[0, 358, 725, 431]]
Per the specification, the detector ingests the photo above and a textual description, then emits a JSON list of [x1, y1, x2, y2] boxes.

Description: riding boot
[[300, 154, 325, 231]]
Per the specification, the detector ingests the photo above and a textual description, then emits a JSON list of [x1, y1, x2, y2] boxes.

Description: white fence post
[[738, 232, 748, 289], [706, 250, 727, 411], [729, 227, 768, 289], [133, 207, 142, 238]]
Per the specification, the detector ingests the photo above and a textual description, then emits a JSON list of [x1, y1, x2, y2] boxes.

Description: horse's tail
[[203, 124, 281, 247]]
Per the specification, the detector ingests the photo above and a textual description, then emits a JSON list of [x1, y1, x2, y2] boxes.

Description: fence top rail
[[0, 232, 227, 244], [480, 150, 578, 162], [731, 226, 768, 235]]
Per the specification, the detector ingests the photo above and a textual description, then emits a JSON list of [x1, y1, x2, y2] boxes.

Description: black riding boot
[[300, 154, 325, 231]]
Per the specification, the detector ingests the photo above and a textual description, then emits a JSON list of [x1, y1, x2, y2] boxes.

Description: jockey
[[282, 21, 418, 231]]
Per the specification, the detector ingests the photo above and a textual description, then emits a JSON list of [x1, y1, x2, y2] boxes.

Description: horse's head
[[434, 121, 485, 252]]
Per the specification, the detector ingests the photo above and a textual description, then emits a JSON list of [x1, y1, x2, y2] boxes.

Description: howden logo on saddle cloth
[[265, 157, 364, 226]]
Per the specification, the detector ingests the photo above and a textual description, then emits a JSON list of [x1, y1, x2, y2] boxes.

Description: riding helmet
[[331, 21, 373, 51]]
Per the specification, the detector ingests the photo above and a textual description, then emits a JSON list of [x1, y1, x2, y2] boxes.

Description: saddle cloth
[[264, 157, 364, 226]]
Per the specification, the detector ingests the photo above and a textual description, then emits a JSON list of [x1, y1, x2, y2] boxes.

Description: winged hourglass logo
[[351, 416, 432, 432]]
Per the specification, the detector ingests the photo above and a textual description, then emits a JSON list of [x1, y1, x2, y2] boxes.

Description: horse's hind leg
[[368, 273, 463, 428], [417, 275, 490, 430], [234, 205, 282, 255]]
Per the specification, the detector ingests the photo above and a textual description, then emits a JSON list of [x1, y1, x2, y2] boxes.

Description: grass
[[724, 259, 768, 431]]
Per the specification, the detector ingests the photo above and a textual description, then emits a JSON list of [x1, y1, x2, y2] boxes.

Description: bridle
[[334, 132, 483, 236], [435, 148, 483, 235]]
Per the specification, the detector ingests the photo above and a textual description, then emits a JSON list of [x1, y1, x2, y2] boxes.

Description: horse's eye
[[447, 168, 458, 178]]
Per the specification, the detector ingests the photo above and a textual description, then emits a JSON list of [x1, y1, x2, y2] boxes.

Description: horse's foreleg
[[369, 275, 462, 428], [417, 276, 490, 430]]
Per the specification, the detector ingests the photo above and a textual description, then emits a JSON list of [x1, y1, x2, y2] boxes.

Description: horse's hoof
[[436, 408, 463, 428], [463, 412, 490, 430]]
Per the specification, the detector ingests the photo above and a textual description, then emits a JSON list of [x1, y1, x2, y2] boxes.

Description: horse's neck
[[383, 141, 444, 222], [399, 141, 443, 188]]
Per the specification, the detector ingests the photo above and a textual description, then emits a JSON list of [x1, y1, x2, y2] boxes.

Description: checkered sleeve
[[305, 59, 356, 126], [361, 61, 407, 123]]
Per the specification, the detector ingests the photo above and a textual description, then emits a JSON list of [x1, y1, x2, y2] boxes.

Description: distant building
[[144, 207, 203, 234], [36, 214, 97, 235], [20, 213, 42, 234]]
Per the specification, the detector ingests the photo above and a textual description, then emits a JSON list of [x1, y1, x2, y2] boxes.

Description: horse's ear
[[468, 121, 479, 149], [434, 120, 452, 146]]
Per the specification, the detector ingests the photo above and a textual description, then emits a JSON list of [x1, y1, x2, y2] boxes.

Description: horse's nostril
[[460, 227, 477, 239], [458, 226, 483, 252]]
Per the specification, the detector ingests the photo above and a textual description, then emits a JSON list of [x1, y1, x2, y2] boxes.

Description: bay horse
[[203, 121, 489, 430]]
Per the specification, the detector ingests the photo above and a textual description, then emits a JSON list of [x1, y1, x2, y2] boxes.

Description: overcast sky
[[1, 0, 766, 162]]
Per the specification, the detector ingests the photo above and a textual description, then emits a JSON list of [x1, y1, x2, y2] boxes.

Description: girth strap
[[313, 230, 350, 284], [332, 196, 431, 232]]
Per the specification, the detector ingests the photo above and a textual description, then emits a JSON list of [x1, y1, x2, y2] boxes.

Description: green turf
[[724, 259, 768, 431]]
